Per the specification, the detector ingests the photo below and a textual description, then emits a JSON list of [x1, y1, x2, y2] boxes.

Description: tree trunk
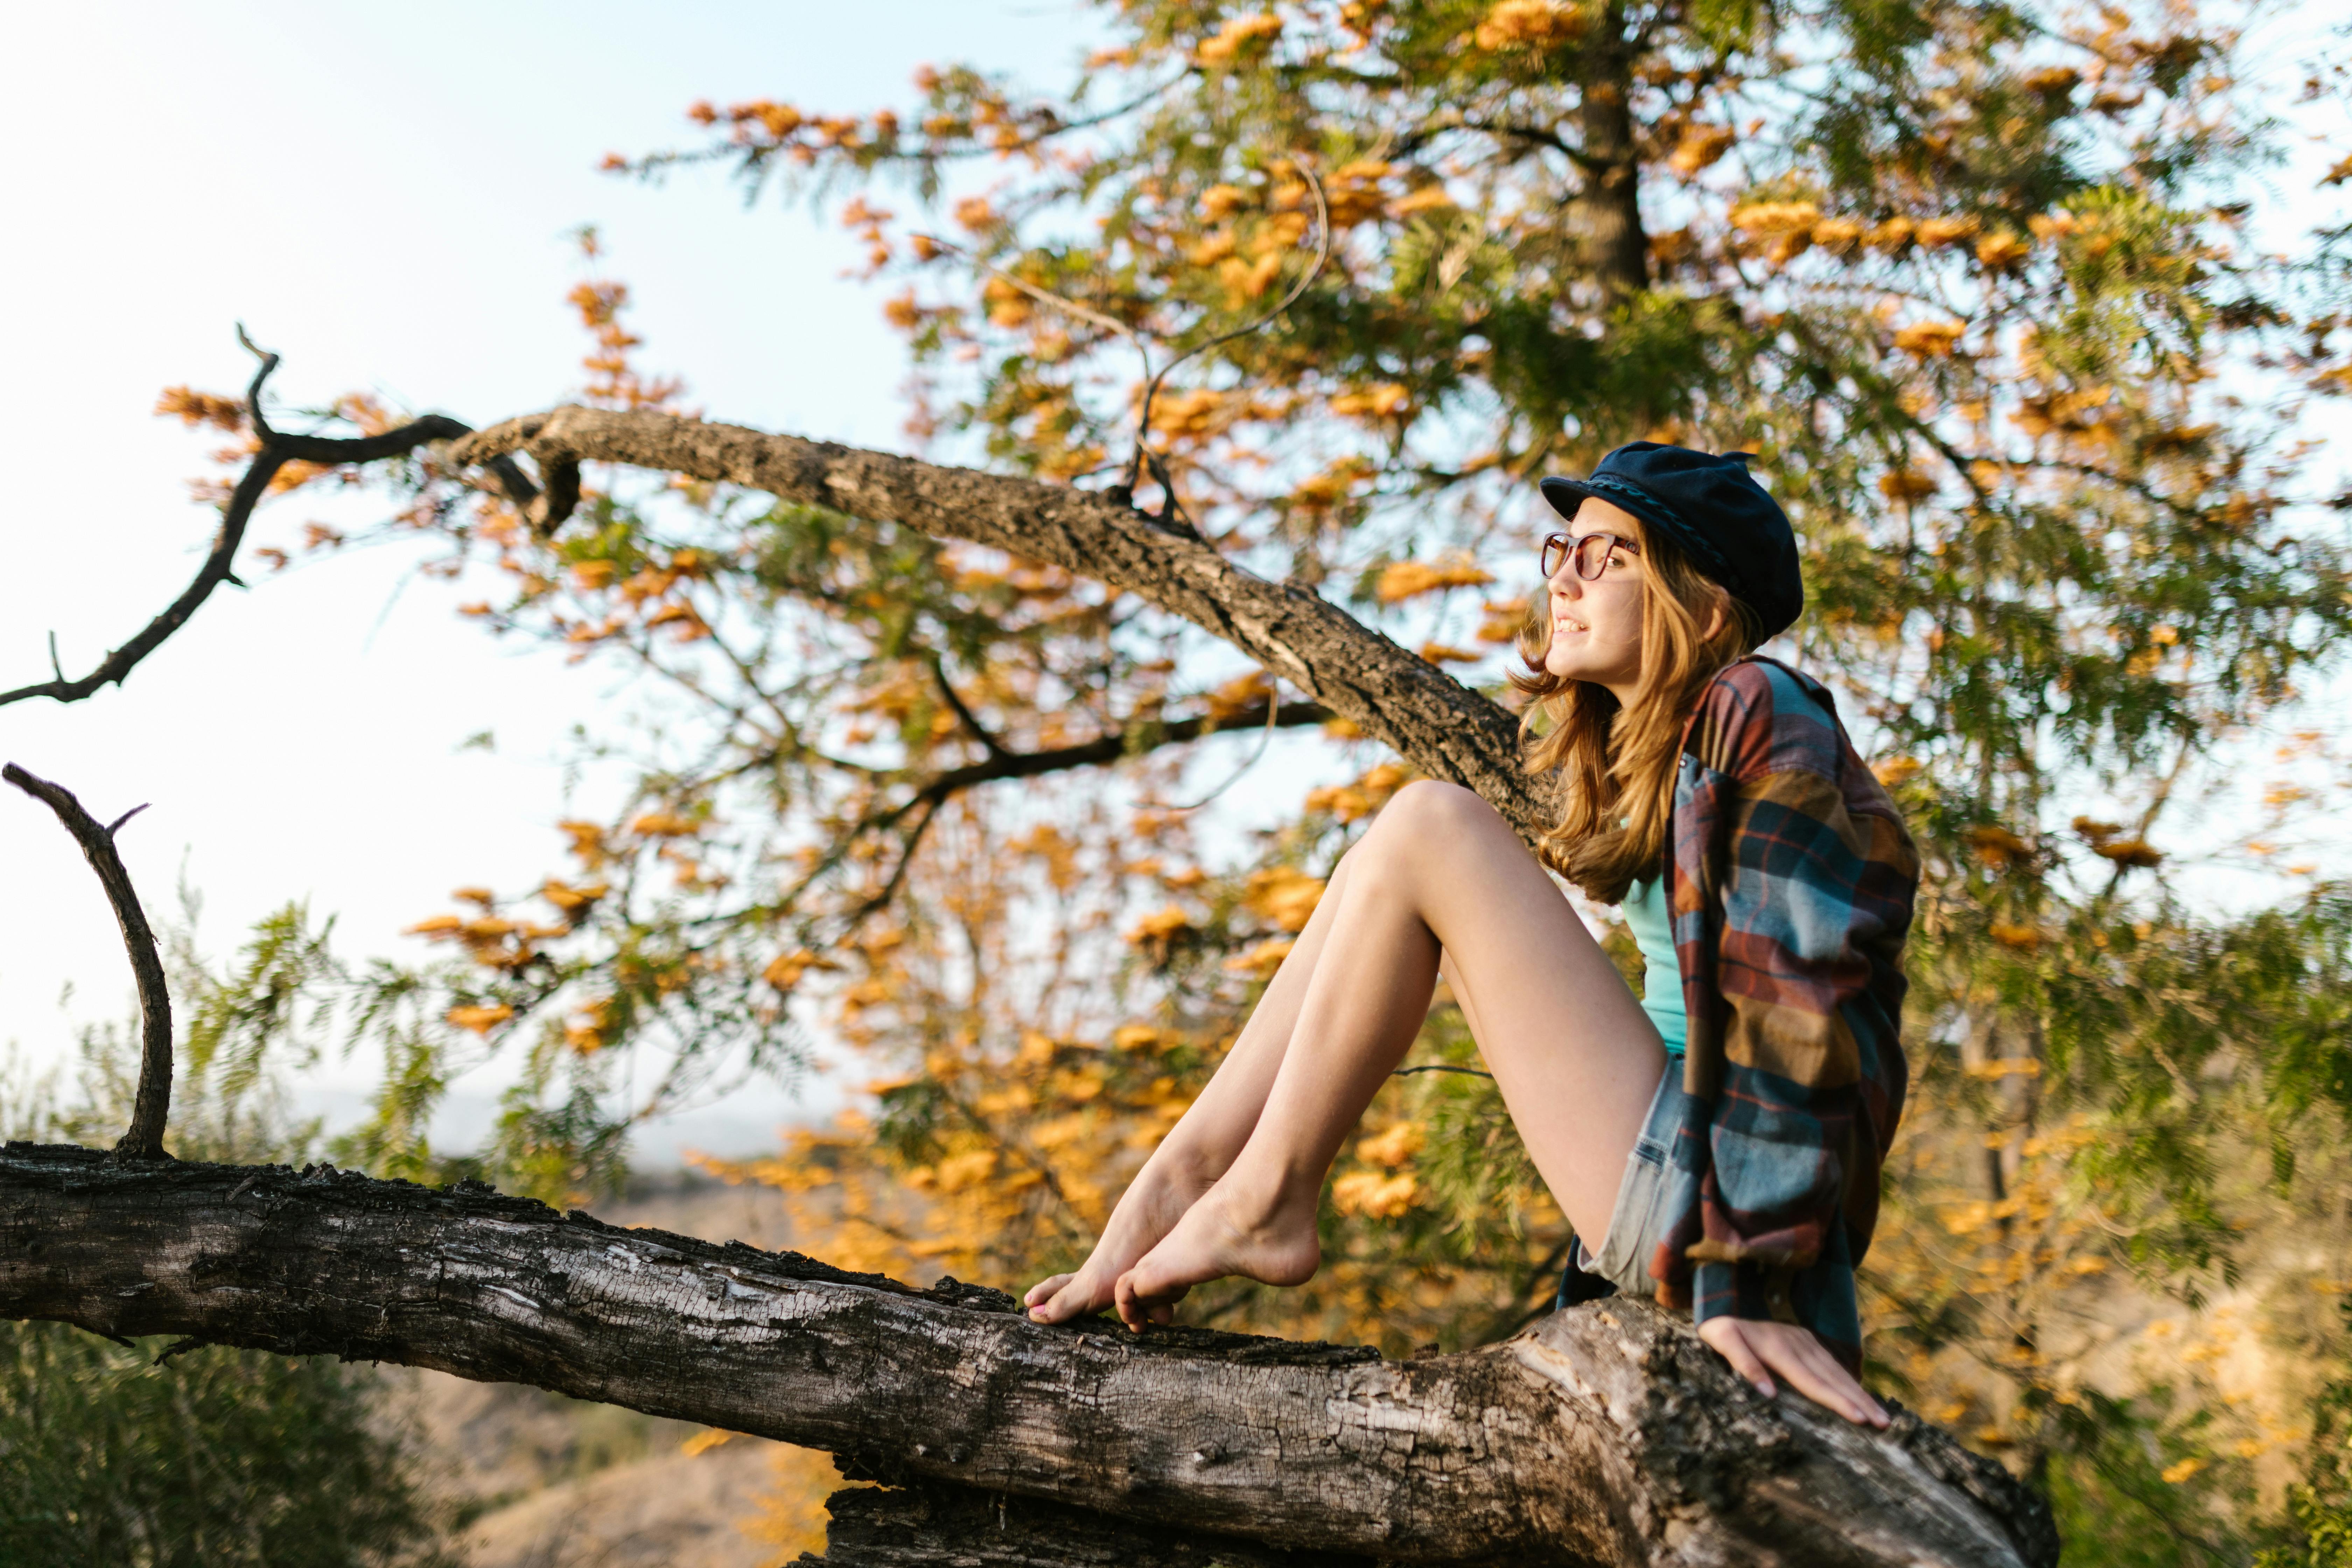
[[1575, 2, 1650, 300], [1, 1143, 2054, 1567], [442, 410, 1551, 847]]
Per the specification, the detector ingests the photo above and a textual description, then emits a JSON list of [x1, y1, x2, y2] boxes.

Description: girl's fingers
[[1699, 1319, 1776, 1398], [1749, 1325, 1889, 1428]]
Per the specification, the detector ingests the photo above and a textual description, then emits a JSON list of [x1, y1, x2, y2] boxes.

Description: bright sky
[[0, 0, 1112, 1159]]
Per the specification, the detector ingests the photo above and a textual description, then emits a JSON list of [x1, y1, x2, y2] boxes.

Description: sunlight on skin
[[1030, 498, 1889, 1429]]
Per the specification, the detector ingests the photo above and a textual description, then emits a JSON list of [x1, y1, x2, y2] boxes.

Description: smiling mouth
[[1554, 618, 1588, 634]]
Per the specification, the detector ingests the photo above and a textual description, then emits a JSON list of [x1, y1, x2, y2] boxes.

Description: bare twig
[[1129, 158, 1333, 468], [909, 699, 1329, 813], [1163, 676, 1287, 811], [912, 155, 1334, 524], [928, 654, 1010, 759], [2, 764, 174, 1160], [0, 330, 477, 710]]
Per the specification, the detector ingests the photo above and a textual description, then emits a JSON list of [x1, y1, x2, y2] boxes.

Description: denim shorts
[[1572, 1053, 1684, 1298]]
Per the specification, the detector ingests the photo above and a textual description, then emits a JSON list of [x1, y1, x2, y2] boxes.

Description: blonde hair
[[1510, 516, 1763, 905]]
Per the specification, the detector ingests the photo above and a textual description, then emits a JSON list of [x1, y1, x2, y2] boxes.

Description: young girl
[[1025, 443, 1918, 1429]]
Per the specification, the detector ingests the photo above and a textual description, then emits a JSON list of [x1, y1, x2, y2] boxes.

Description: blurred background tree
[[84, 0, 2352, 1559]]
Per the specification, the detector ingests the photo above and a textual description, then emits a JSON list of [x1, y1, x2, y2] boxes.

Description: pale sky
[[0, 0, 1116, 1159]]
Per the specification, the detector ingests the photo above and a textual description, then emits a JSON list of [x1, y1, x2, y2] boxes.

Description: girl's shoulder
[[1682, 656, 1846, 782]]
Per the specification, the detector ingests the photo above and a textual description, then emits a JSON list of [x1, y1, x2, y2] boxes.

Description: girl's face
[[1542, 496, 1648, 700]]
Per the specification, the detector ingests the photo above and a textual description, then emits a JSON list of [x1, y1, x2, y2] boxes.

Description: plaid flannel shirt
[[1644, 657, 1919, 1373]]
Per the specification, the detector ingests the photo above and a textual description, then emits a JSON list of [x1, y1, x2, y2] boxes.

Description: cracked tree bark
[[1, 1145, 2055, 1567]]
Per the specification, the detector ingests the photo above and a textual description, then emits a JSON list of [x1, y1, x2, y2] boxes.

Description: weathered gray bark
[[443, 409, 1550, 846], [1, 1143, 2055, 1568]]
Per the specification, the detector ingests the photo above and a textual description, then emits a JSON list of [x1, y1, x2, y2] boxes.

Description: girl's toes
[[1033, 1280, 1095, 1323], [1024, 1273, 1071, 1308]]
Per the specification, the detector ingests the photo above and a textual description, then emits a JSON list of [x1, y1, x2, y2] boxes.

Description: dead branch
[[0, 1144, 2057, 1568], [0, 335, 479, 710], [1, 766, 173, 1159]]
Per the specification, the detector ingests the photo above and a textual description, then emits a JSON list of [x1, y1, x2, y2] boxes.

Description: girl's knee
[[1350, 781, 1501, 872], [1381, 779, 1497, 835]]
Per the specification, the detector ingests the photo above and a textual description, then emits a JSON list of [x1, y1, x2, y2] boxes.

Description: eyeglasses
[[1540, 531, 1642, 582]]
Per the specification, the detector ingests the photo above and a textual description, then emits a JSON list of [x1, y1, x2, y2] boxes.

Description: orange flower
[[1878, 468, 1939, 503], [1332, 1169, 1419, 1218], [1376, 555, 1492, 604], [1126, 905, 1196, 947], [153, 386, 246, 431], [1357, 1121, 1426, 1167], [557, 820, 609, 864], [1476, 597, 1531, 643], [1966, 824, 2033, 868], [1330, 383, 1412, 420], [1470, 0, 1582, 50], [540, 878, 608, 915], [1914, 214, 1982, 249], [763, 950, 818, 990], [1197, 12, 1282, 65], [1730, 200, 1820, 236], [1893, 320, 1967, 357], [1974, 231, 2031, 271], [1223, 937, 1295, 978], [2092, 838, 2163, 869], [1668, 124, 1736, 177], [1245, 867, 1326, 933]]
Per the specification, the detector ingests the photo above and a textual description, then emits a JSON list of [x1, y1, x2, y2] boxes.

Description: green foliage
[[2259, 1358, 2352, 1567], [2042, 1387, 2255, 1568], [1, 917, 457, 1567], [0, 1324, 455, 1568]]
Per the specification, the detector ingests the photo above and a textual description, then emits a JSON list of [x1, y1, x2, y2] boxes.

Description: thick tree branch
[[0, 1144, 2055, 1568], [1, 768, 172, 1160], [0, 340, 474, 710], [443, 408, 1549, 846]]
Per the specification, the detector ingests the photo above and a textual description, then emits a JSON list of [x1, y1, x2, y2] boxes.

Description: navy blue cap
[[1539, 442, 1802, 640]]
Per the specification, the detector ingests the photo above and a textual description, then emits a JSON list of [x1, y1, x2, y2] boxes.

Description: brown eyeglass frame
[[1540, 530, 1643, 581]]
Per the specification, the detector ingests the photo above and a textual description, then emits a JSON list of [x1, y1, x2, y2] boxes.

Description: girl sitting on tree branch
[[1027, 443, 1916, 1429]]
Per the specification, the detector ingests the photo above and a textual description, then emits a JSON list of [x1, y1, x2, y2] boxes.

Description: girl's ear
[[1702, 588, 1729, 642]]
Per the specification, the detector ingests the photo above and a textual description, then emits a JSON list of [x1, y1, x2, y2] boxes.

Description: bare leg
[[1026, 852, 1365, 1323], [1114, 781, 1663, 1322]]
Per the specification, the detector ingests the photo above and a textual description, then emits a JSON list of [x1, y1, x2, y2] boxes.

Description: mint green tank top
[[1623, 875, 1687, 1054]]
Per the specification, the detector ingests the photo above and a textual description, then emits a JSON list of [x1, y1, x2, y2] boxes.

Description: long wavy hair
[[1510, 516, 1764, 905]]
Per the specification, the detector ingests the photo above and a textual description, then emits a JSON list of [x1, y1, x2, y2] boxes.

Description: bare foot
[[1112, 1178, 1321, 1329], [1026, 1160, 1213, 1325]]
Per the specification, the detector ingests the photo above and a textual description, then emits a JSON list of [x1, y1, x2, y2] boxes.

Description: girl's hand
[[1697, 1315, 1890, 1428]]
